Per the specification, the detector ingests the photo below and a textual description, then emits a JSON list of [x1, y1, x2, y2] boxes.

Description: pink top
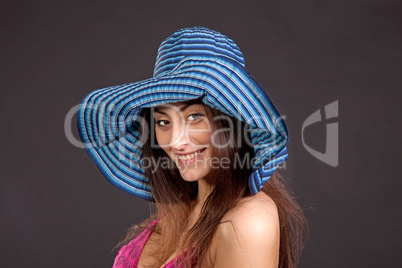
[[112, 219, 196, 268]]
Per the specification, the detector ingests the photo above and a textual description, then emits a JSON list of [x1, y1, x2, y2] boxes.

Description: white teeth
[[178, 149, 202, 160]]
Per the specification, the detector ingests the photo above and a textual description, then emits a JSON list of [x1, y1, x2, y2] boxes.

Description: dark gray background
[[1, 0, 401, 267]]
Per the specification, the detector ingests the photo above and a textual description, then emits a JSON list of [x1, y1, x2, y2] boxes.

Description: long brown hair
[[114, 98, 307, 267]]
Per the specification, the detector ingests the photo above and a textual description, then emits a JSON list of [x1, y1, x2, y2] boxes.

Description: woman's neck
[[189, 177, 214, 224], [195, 177, 214, 205]]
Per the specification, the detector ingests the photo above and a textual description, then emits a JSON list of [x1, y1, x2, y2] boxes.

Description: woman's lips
[[176, 148, 206, 165]]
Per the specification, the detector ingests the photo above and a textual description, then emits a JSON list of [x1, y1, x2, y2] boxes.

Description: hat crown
[[153, 26, 246, 77]]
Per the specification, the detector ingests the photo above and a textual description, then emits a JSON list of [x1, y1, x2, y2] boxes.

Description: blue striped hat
[[77, 26, 289, 201]]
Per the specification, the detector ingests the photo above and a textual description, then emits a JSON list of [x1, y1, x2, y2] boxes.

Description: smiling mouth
[[176, 148, 207, 161]]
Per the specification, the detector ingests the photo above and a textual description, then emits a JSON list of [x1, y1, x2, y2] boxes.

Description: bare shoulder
[[219, 191, 280, 244], [210, 192, 280, 267], [223, 190, 279, 225]]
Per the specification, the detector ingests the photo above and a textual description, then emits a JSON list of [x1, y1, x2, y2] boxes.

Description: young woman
[[77, 27, 307, 267]]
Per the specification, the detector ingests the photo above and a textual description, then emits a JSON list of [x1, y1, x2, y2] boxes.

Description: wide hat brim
[[77, 54, 289, 201]]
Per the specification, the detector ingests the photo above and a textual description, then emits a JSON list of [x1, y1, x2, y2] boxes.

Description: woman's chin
[[180, 174, 201, 183]]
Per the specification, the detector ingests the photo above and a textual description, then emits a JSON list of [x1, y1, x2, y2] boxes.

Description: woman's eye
[[154, 114, 203, 127], [188, 113, 204, 121], [155, 120, 169, 127]]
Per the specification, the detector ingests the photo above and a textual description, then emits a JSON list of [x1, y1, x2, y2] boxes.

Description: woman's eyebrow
[[154, 103, 193, 115]]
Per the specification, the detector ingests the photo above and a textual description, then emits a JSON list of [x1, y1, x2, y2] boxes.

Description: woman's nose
[[169, 121, 189, 149]]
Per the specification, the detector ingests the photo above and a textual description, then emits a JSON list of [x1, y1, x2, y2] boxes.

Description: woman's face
[[152, 101, 213, 182]]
